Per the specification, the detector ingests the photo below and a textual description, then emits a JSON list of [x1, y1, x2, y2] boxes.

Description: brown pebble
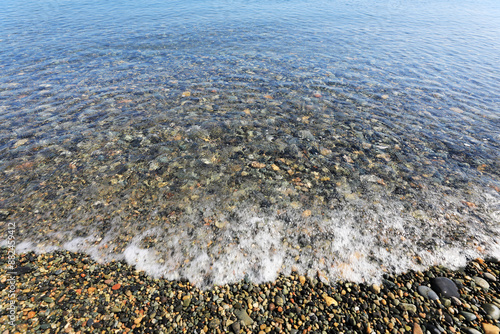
[[482, 323, 500, 334], [269, 303, 275, 311], [413, 323, 424, 334]]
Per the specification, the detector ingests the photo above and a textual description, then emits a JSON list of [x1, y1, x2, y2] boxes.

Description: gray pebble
[[431, 277, 460, 298], [234, 308, 253, 325], [483, 272, 497, 281], [417, 286, 439, 301], [460, 311, 476, 321], [482, 303, 500, 320], [474, 276, 490, 290], [231, 321, 240, 334], [462, 328, 482, 334]]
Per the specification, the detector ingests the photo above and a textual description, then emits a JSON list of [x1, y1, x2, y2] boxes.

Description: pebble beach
[[1, 247, 499, 334]]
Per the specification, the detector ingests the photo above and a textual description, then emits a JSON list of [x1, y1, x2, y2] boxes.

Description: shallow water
[[1, 0, 500, 287]]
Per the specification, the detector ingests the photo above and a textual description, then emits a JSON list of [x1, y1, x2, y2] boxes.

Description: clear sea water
[[1, 0, 499, 287]]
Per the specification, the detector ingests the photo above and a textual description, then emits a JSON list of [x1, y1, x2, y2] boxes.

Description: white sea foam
[[10, 184, 500, 289]]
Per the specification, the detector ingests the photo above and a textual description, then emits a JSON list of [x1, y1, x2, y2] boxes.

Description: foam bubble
[[9, 184, 500, 289]]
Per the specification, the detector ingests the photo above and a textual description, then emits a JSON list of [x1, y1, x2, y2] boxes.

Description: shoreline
[[1, 247, 499, 334]]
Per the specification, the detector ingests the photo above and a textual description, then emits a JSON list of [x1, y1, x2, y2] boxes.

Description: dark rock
[[482, 303, 500, 320], [231, 321, 241, 333], [430, 277, 460, 298]]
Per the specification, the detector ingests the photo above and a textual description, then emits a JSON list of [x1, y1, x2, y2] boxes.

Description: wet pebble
[[460, 311, 477, 322], [483, 303, 500, 320], [474, 276, 490, 290], [417, 286, 439, 301], [431, 277, 460, 298], [234, 308, 253, 325], [463, 328, 482, 334]]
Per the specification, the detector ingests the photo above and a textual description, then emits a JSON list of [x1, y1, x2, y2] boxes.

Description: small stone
[[462, 328, 482, 334], [381, 94, 389, 99], [460, 311, 477, 321], [276, 296, 284, 306], [417, 286, 439, 301], [400, 303, 417, 313], [13, 138, 28, 148], [320, 148, 332, 156], [483, 273, 497, 281], [209, 318, 220, 329], [431, 277, 460, 298], [474, 276, 490, 290], [234, 309, 253, 326], [112, 283, 121, 290], [111, 307, 121, 313], [413, 323, 423, 334], [299, 276, 306, 285], [482, 323, 500, 334], [182, 91, 191, 97], [323, 294, 338, 307], [182, 296, 192, 307], [302, 210, 312, 218], [450, 107, 464, 113], [43, 297, 54, 303], [483, 304, 500, 320], [251, 161, 265, 168], [231, 321, 241, 333], [371, 284, 381, 294]]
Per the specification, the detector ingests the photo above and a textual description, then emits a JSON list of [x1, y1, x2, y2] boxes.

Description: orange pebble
[[277, 306, 283, 312], [112, 283, 122, 290]]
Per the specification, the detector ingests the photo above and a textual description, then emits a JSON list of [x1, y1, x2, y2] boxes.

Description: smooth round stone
[[424, 324, 442, 334], [417, 286, 439, 301], [460, 311, 477, 321], [371, 284, 381, 294], [463, 328, 482, 334], [451, 296, 462, 306], [483, 272, 497, 281], [483, 303, 500, 320], [431, 277, 460, 298], [474, 276, 490, 290], [482, 323, 500, 334]]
